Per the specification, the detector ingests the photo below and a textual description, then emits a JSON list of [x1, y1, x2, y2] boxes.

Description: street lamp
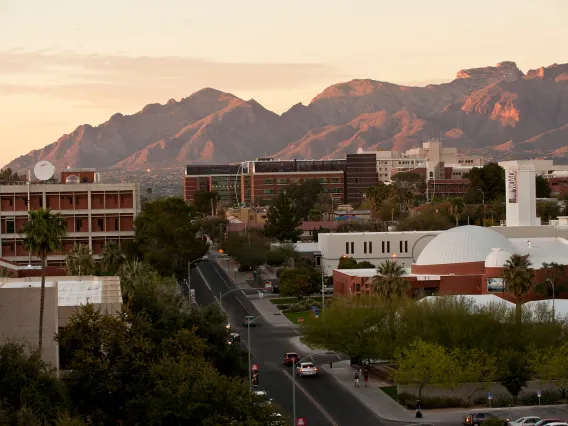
[[187, 255, 208, 305], [291, 352, 336, 425], [243, 314, 267, 389]]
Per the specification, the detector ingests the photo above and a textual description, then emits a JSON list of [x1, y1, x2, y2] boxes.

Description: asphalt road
[[190, 256, 402, 426]]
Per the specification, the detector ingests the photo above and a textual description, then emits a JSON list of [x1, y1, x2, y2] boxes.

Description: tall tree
[[536, 175, 552, 198], [264, 191, 302, 242], [286, 179, 324, 221], [464, 163, 505, 203], [99, 241, 125, 276], [450, 197, 465, 227], [338, 256, 358, 269], [20, 208, 67, 351], [501, 254, 535, 327], [193, 189, 220, 216], [364, 183, 392, 220], [132, 197, 208, 278], [372, 260, 409, 302], [65, 244, 95, 276]]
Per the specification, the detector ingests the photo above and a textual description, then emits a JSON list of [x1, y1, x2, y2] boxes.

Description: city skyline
[[1, 0, 567, 167]]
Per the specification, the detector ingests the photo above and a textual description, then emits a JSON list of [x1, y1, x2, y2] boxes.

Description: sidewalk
[[211, 253, 252, 289], [322, 361, 568, 423], [249, 298, 299, 328]]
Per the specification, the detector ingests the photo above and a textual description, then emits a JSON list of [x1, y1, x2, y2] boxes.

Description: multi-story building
[[185, 158, 346, 207], [0, 168, 140, 267]]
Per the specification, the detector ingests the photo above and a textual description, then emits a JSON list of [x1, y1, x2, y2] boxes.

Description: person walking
[[363, 369, 369, 387], [353, 369, 360, 387]]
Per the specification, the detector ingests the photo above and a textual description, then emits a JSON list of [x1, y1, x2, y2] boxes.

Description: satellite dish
[[33, 160, 55, 181]]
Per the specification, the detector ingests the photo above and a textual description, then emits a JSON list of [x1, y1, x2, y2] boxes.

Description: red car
[[283, 352, 300, 366]]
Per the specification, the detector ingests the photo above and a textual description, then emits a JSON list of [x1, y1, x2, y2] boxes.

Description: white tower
[[498, 160, 540, 226]]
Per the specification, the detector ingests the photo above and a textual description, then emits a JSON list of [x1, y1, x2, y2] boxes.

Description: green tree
[[0, 341, 69, 423], [497, 350, 534, 401], [0, 167, 25, 183], [287, 179, 324, 221], [536, 201, 560, 223], [99, 241, 125, 276], [450, 197, 465, 227], [301, 296, 389, 363], [535, 262, 568, 299], [393, 340, 455, 400], [308, 209, 322, 221], [364, 183, 392, 220], [501, 254, 535, 327], [20, 208, 67, 351], [395, 211, 454, 231], [450, 348, 498, 404], [539, 341, 568, 395], [193, 189, 220, 216], [196, 217, 227, 242], [372, 260, 409, 302], [536, 175, 552, 198], [312, 226, 330, 242], [464, 163, 505, 203], [220, 231, 268, 271], [355, 261, 376, 268], [279, 267, 319, 298], [338, 256, 358, 269], [65, 243, 95, 276], [264, 191, 302, 242], [132, 197, 208, 278]]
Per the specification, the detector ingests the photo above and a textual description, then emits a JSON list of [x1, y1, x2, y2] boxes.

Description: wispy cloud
[[0, 50, 339, 109]]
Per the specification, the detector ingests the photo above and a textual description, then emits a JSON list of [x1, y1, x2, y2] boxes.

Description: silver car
[[295, 362, 318, 377]]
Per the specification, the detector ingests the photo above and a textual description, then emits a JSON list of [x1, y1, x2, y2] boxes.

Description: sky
[[1, 0, 567, 167]]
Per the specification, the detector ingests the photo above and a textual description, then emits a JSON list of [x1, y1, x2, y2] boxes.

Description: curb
[[320, 364, 416, 423]]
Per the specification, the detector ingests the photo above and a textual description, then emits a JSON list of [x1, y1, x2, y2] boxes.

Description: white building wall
[[500, 160, 542, 227], [318, 231, 440, 277]]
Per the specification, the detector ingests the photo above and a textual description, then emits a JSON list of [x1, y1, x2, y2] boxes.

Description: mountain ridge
[[6, 61, 568, 172]]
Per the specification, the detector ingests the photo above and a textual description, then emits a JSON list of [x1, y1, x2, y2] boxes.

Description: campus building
[[0, 275, 122, 367], [0, 168, 140, 267], [184, 159, 346, 207]]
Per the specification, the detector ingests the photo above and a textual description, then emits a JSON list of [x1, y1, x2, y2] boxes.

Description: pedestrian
[[416, 399, 422, 418], [353, 369, 360, 387], [363, 368, 369, 387]]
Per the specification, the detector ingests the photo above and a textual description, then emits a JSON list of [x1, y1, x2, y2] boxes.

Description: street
[[190, 256, 400, 426]]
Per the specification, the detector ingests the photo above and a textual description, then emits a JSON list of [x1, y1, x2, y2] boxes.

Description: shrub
[[276, 304, 289, 310], [266, 250, 287, 267], [398, 392, 466, 409], [519, 389, 561, 406], [490, 393, 513, 407]]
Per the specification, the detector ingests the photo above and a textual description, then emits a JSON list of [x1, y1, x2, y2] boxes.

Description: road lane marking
[[282, 370, 339, 426], [196, 266, 212, 290], [210, 261, 234, 291]]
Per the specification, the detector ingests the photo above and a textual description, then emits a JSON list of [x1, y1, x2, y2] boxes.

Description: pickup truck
[[463, 412, 510, 426]]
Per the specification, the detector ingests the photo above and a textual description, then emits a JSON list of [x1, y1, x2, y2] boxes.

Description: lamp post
[[187, 255, 207, 305], [242, 313, 268, 388], [291, 352, 336, 425]]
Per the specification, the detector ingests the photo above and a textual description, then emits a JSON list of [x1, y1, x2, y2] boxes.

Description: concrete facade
[[0, 275, 122, 368], [0, 169, 140, 266]]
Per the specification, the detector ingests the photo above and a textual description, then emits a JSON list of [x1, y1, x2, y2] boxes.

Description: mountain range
[[5, 61, 568, 172]]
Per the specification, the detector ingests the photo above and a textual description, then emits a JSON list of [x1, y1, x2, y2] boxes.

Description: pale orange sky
[[1, 0, 567, 167]]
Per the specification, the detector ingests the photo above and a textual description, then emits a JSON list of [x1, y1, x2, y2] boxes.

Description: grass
[[283, 311, 312, 324], [270, 297, 298, 305], [380, 386, 399, 401]]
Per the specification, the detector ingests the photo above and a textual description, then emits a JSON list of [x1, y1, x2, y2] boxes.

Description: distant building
[[0, 168, 140, 267]]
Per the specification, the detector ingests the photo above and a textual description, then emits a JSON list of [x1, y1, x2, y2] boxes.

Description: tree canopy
[[131, 197, 208, 278], [464, 163, 505, 203], [264, 191, 302, 242], [192, 189, 220, 216]]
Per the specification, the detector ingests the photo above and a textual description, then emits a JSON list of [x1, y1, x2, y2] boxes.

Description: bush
[[266, 250, 287, 267], [398, 392, 467, 409], [519, 389, 561, 406], [276, 304, 289, 310], [489, 393, 513, 407]]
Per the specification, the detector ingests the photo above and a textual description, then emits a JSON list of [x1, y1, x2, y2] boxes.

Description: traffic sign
[[296, 418, 306, 426], [251, 364, 259, 371], [487, 392, 492, 400], [537, 389, 541, 397]]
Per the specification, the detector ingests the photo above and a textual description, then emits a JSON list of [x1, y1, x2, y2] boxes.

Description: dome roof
[[415, 226, 518, 266], [485, 248, 514, 268]]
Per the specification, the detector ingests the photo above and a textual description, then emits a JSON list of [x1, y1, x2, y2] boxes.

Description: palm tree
[[65, 244, 95, 276], [501, 254, 535, 327], [99, 242, 125, 276], [20, 209, 67, 352], [450, 198, 465, 227], [118, 259, 150, 307], [372, 259, 409, 302]]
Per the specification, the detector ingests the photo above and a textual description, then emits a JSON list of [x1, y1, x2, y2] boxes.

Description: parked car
[[295, 362, 318, 377], [543, 423, 568, 426], [226, 320, 231, 330], [535, 420, 564, 426], [463, 412, 509, 426], [253, 390, 272, 405], [243, 316, 257, 327], [283, 352, 300, 366], [227, 332, 240, 345], [511, 417, 541, 426]]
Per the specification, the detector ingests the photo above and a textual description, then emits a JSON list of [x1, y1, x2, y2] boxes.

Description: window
[[331, 177, 341, 184], [277, 178, 287, 185], [115, 218, 119, 230], [68, 196, 73, 205], [381, 241, 385, 253], [97, 219, 104, 230], [264, 179, 275, 185], [364, 241, 367, 254], [351, 242, 354, 254], [387, 241, 390, 253], [82, 177, 88, 183], [369, 241, 373, 254], [21, 197, 28, 206], [75, 218, 83, 231], [405, 241, 408, 253], [319, 178, 328, 184], [6, 218, 15, 234], [355, 283, 361, 292], [263, 189, 275, 195], [330, 188, 342, 194], [399, 241, 403, 252], [346, 241, 350, 254]]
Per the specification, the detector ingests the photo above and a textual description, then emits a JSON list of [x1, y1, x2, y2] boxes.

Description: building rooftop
[[0, 276, 122, 307], [419, 294, 514, 308], [509, 237, 568, 268]]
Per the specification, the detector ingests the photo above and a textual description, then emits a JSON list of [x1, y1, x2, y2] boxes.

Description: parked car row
[[463, 414, 568, 426]]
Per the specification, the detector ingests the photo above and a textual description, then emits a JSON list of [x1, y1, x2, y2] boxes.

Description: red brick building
[[184, 159, 346, 207], [0, 168, 140, 267]]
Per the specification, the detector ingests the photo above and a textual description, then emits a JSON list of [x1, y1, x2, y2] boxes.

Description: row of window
[[2, 218, 121, 234], [263, 177, 342, 185], [344, 240, 410, 255]]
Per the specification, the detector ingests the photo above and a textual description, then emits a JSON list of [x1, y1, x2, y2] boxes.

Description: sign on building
[[507, 170, 518, 203]]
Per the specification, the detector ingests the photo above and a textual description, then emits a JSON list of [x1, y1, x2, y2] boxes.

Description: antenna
[[33, 160, 55, 181]]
